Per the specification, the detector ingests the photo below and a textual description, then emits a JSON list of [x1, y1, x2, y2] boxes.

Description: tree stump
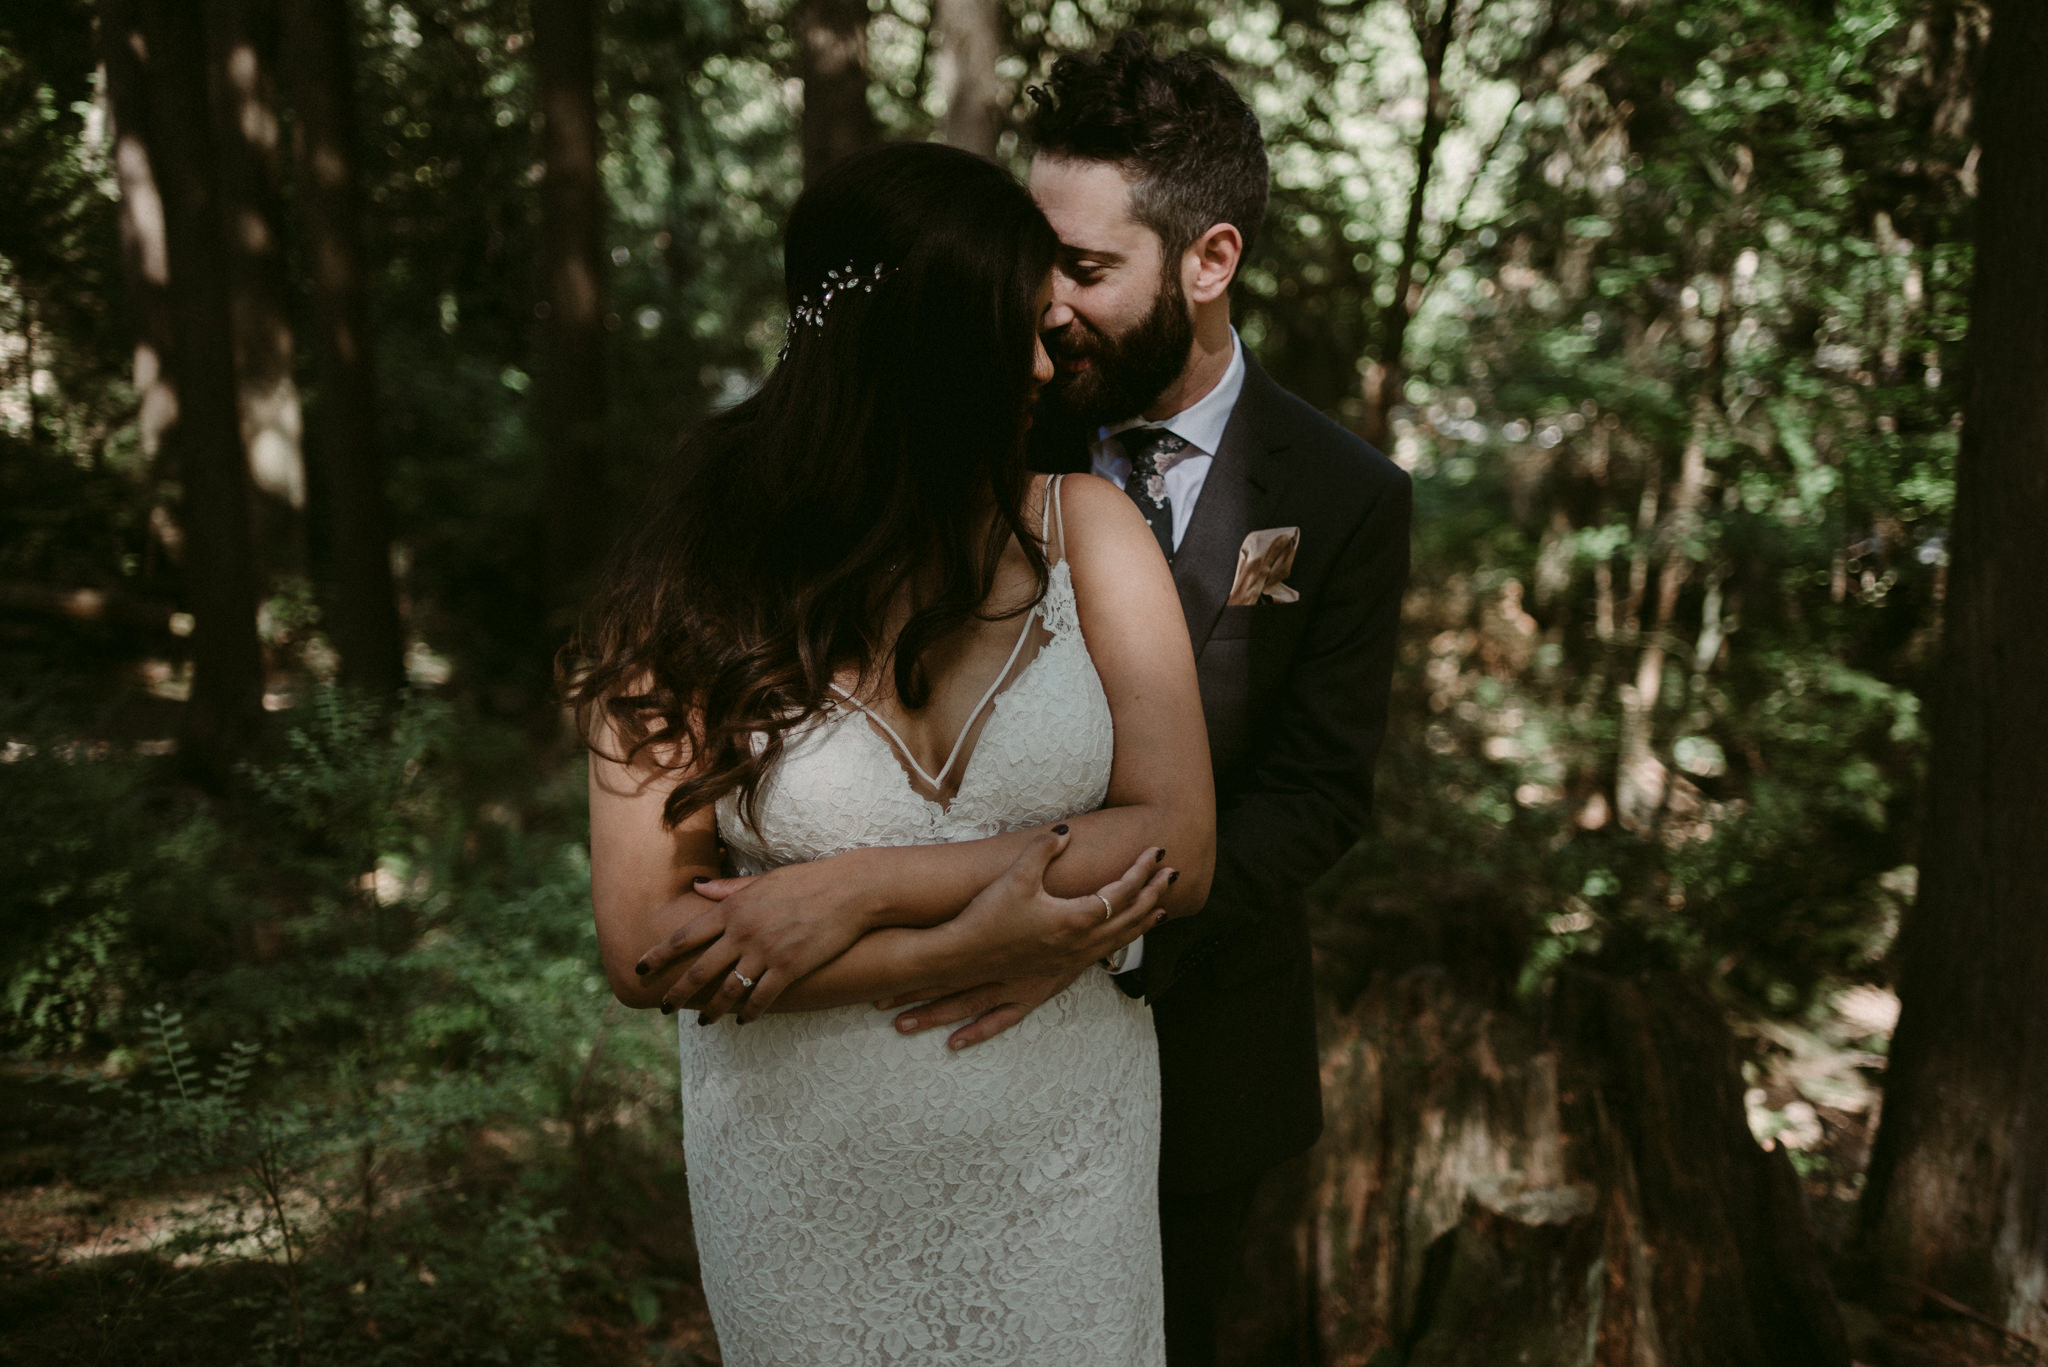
[[1220, 964, 1849, 1367]]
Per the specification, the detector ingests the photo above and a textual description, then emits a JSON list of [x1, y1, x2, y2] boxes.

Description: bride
[[567, 142, 1213, 1366]]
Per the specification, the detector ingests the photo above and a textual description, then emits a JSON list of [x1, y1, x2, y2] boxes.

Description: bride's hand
[[910, 829, 1174, 999], [873, 833, 1174, 1049], [963, 827, 1177, 980], [638, 858, 881, 1022]]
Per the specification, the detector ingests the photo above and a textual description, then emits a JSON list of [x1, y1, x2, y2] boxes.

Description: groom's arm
[[891, 456, 1411, 1040], [1136, 460, 1411, 1001]]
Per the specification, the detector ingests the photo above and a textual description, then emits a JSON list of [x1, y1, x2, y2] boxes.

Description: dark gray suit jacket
[[1039, 353, 1412, 1194]]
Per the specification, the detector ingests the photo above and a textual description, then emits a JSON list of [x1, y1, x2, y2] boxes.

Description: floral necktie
[[1119, 427, 1191, 559]]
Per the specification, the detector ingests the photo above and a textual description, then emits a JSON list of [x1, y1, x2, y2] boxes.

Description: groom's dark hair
[[1025, 31, 1268, 260]]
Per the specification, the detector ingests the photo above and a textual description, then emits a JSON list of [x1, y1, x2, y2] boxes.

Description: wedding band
[[732, 970, 756, 990], [1095, 893, 1114, 922]]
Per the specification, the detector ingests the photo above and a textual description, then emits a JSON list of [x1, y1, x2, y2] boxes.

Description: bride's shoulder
[[1046, 472, 1156, 567]]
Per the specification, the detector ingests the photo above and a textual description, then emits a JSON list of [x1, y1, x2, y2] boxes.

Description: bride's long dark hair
[[564, 143, 1062, 828]]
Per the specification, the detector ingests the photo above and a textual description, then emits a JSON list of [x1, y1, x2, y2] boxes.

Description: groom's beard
[[1041, 274, 1196, 431]]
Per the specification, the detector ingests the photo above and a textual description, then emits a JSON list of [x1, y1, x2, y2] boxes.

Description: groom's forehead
[[1028, 155, 1156, 248]]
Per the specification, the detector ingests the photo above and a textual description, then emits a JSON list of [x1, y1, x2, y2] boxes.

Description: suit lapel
[[1173, 356, 1296, 653]]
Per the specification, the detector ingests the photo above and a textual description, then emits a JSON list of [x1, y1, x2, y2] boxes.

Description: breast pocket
[[1209, 605, 1258, 641], [1207, 599, 1305, 643]]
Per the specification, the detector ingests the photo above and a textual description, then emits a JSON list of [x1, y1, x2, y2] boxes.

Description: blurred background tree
[[0, 0, 2037, 1363]]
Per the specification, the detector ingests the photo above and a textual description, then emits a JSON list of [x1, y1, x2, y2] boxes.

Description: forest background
[[2, 0, 2044, 1363]]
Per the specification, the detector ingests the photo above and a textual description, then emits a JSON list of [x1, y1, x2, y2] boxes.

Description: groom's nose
[[1040, 294, 1076, 331]]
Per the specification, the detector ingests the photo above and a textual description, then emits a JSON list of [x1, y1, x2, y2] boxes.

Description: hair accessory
[[780, 261, 896, 357]]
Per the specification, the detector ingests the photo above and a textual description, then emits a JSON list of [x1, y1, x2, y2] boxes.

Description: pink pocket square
[[1226, 527, 1301, 606]]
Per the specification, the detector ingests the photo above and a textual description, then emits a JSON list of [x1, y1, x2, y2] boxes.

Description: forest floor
[[0, 1064, 725, 1366], [3, 998, 2040, 1366]]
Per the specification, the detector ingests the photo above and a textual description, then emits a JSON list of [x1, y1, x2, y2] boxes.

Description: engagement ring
[[733, 970, 756, 989]]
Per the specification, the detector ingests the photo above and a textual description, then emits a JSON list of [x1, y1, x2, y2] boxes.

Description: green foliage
[[1303, 0, 1968, 1022], [36, 1004, 575, 1366], [0, 712, 236, 1054], [0, 15, 128, 450], [241, 686, 454, 873], [5, 689, 686, 1363]]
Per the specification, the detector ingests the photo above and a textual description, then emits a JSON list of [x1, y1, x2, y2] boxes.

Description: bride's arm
[[590, 736, 1175, 1015], [587, 733, 725, 1012], [736, 830, 1173, 1015], [642, 475, 1215, 1019]]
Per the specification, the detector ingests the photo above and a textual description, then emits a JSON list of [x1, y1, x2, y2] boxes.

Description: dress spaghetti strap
[[1044, 473, 1068, 565]]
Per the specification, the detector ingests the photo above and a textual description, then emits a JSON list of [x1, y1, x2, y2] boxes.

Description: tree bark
[[132, 0, 265, 778], [205, 0, 307, 575], [1859, 0, 2048, 1340], [932, 0, 1005, 160], [96, 0, 178, 465], [794, 0, 879, 185], [1221, 956, 1849, 1366], [282, 0, 406, 698], [532, 0, 609, 613]]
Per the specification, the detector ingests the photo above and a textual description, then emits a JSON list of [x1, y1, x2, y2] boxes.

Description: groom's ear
[[1183, 222, 1244, 304]]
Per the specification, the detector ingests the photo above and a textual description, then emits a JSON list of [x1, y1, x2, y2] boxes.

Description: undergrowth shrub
[[8, 686, 688, 1363], [41, 1005, 576, 1366], [0, 703, 236, 1054]]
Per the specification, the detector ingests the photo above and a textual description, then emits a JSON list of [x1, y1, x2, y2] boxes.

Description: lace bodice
[[714, 556, 1113, 868], [682, 477, 1165, 1366]]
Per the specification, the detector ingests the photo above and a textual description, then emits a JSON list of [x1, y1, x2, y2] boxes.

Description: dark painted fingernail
[[1053, 824, 1069, 835], [697, 1014, 712, 1026], [1168, 870, 1180, 884], [1154, 911, 1168, 924], [692, 875, 711, 885], [659, 1002, 673, 1015], [1155, 849, 1165, 862], [634, 961, 650, 976]]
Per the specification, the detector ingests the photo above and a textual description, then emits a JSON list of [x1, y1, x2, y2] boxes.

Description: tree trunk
[[794, 0, 879, 185], [1616, 294, 1723, 835], [532, 0, 609, 614], [932, 0, 1004, 160], [1361, 0, 1459, 452], [133, 0, 265, 778], [1221, 957, 1850, 1366], [282, 0, 406, 698], [1858, 0, 2048, 1341], [205, 0, 307, 575], [96, 0, 179, 468]]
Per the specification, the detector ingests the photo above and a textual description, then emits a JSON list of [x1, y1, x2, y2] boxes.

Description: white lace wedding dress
[[686, 478, 1166, 1366]]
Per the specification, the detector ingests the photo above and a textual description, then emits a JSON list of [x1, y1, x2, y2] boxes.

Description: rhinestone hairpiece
[[780, 261, 896, 357]]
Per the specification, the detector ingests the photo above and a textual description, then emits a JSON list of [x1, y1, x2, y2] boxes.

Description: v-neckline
[[823, 474, 1075, 813], [827, 589, 1052, 810]]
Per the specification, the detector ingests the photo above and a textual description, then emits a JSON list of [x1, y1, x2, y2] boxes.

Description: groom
[[680, 33, 1409, 1363], [1013, 32, 1411, 1367]]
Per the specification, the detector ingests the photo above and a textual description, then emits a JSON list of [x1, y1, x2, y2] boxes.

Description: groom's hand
[[880, 970, 1083, 1050]]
